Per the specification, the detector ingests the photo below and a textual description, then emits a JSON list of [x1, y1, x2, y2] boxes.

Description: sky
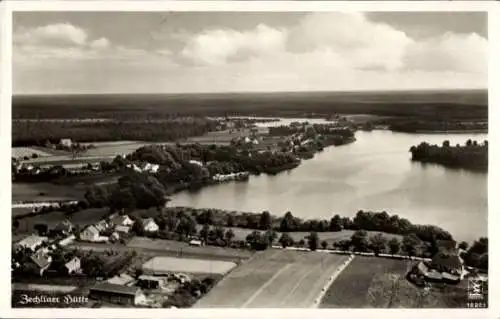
[[12, 12, 487, 94]]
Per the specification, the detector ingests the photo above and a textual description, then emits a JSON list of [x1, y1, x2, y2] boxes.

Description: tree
[[199, 224, 210, 243], [388, 238, 401, 255], [227, 214, 235, 227], [131, 218, 145, 236], [259, 211, 272, 230], [34, 223, 48, 236], [350, 230, 369, 252], [307, 232, 319, 251], [214, 226, 225, 241], [321, 240, 328, 250], [369, 233, 388, 255], [402, 233, 422, 257], [329, 214, 343, 232], [458, 241, 469, 251], [442, 140, 450, 148], [298, 239, 305, 247], [280, 211, 297, 232], [264, 229, 278, 246], [278, 233, 294, 248], [224, 229, 235, 245]]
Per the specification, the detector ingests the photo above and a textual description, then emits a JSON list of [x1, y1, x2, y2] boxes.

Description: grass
[[12, 147, 54, 158], [12, 182, 86, 203], [194, 249, 349, 308], [13, 207, 110, 234], [127, 237, 253, 261], [142, 256, 237, 275], [319, 256, 469, 308]]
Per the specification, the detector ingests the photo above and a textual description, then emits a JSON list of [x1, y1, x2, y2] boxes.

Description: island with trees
[[409, 139, 488, 172]]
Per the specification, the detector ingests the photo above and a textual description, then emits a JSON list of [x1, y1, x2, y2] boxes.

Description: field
[[12, 147, 54, 158], [319, 256, 470, 308], [127, 237, 253, 261], [194, 249, 349, 308], [183, 128, 269, 145], [142, 256, 237, 275], [13, 208, 110, 233], [12, 182, 86, 203], [81, 141, 152, 157]]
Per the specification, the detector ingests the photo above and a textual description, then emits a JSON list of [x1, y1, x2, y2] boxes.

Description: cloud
[[15, 23, 88, 47], [404, 32, 487, 74], [13, 13, 487, 94], [177, 12, 486, 76], [179, 24, 287, 65]]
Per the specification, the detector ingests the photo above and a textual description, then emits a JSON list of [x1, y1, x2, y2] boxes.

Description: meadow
[[194, 249, 349, 308]]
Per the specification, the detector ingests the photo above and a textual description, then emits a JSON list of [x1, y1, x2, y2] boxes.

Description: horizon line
[[13, 88, 488, 97]]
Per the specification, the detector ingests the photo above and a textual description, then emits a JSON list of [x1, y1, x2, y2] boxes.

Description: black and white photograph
[[5, 4, 490, 312]]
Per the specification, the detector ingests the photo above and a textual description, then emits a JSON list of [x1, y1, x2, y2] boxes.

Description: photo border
[[0, 1, 497, 318]]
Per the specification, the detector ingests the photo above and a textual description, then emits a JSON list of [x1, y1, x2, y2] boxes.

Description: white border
[[0, 1, 497, 318]]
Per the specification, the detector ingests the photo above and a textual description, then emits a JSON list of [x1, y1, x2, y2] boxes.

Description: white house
[[15, 235, 48, 252], [110, 215, 134, 227], [114, 225, 131, 234], [64, 257, 81, 275], [142, 218, 159, 233], [26, 250, 52, 276], [59, 139, 73, 148], [189, 239, 203, 247], [80, 225, 100, 242]]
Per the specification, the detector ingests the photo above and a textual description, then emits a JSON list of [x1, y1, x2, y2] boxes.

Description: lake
[[170, 128, 487, 242]]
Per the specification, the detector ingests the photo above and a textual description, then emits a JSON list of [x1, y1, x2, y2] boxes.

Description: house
[[137, 275, 165, 289], [25, 249, 52, 276], [189, 239, 203, 247], [80, 225, 100, 242], [114, 225, 131, 234], [110, 232, 120, 242], [54, 220, 74, 236], [59, 139, 73, 148], [94, 220, 109, 232], [107, 273, 135, 286], [88, 283, 146, 306], [14, 235, 48, 252], [58, 234, 76, 247], [430, 251, 464, 279], [110, 215, 134, 227], [64, 257, 81, 275], [142, 218, 159, 233]]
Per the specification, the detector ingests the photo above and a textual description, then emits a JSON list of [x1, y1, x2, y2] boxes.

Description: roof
[[90, 283, 141, 296], [111, 215, 132, 225], [83, 225, 99, 235], [107, 273, 134, 285], [431, 252, 463, 271], [55, 220, 73, 232], [138, 275, 164, 282], [115, 225, 131, 232], [30, 250, 51, 269], [16, 235, 47, 249]]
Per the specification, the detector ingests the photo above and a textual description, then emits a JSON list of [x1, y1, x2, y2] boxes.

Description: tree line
[[409, 139, 488, 172], [12, 119, 218, 146]]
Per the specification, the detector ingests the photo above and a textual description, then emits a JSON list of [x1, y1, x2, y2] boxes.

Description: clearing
[[142, 256, 236, 275], [319, 256, 471, 308], [12, 182, 85, 203], [194, 248, 349, 308]]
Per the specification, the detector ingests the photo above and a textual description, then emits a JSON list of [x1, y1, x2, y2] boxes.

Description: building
[[189, 239, 203, 247], [137, 275, 165, 289], [107, 273, 135, 286], [14, 235, 48, 252], [57, 234, 76, 247], [25, 249, 52, 276], [88, 283, 146, 306], [110, 215, 134, 227], [114, 225, 131, 234], [142, 218, 159, 233], [64, 257, 81, 275], [59, 139, 73, 148], [430, 251, 464, 280], [54, 220, 74, 236], [94, 220, 109, 232], [80, 225, 100, 242]]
